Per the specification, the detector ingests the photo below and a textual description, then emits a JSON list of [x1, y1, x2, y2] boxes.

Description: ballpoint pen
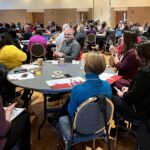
[[5, 101, 17, 111]]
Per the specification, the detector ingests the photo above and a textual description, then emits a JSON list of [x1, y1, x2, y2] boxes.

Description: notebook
[[4, 107, 25, 121], [46, 77, 85, 89]]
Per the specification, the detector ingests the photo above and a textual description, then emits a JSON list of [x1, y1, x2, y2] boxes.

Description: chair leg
[[114, 119, 119, 149], [82, 143, 86, 149], [92, 139, 96, 150], [65, 141, 71, 150]]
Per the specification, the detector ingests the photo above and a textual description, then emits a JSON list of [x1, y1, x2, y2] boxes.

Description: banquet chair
[[102, 32, 116, 53], [57, 95, 114, 150], [30, 43, 46, 63], [86, 33, 96, 51], [114, 113, 141, 149]]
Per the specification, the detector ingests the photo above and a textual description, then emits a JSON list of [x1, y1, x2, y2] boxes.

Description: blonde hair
[[84, 51, 106, 74]]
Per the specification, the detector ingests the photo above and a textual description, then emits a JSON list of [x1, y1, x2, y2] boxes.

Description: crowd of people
[[0, 20, 150, 150]]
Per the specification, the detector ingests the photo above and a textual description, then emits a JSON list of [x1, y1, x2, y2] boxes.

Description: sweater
[[123, 66, 150, 120], [0, 45, 27, 69], [68, 73, 112, 119], [0, 96, 11, 150]]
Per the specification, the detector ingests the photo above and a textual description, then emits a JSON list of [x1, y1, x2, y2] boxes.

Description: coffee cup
[[59, 58, 64, 65], [52, 71, 62, 78]]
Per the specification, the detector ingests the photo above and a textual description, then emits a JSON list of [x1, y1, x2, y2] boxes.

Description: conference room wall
[[44, 9, 92, 26], [0, 9, 26, 25], [44, 9, 77, 27], [0, 0, 92, 10], [111, 0, 150, 7], [128, 7, 150, 25], [32, 12, 44, 26]]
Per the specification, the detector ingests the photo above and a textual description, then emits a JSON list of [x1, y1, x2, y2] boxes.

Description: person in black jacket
[[112, 41, 150, 121]]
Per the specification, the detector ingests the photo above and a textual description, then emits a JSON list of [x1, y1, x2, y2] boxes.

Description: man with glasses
[[53, 27, 81, 62]]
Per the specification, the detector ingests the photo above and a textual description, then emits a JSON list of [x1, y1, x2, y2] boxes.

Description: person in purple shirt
[[0, 95, 31, 150], [86, 23, 96, 35], [28, 27, 47, 51]]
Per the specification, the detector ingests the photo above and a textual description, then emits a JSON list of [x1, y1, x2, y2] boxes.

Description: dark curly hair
[[0, 32, 13, 49]]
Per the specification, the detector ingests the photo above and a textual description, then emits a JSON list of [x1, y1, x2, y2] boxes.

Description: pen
[[6, 102, 17, 111]]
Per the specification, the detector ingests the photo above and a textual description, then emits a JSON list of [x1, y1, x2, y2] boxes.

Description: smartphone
[[64, 74, 72, 78], [21, 73, 28, 78], [14, 69, 27, 74]]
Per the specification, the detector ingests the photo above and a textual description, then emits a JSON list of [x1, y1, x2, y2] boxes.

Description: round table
[[8, 62, 86, 94], [7, 61, 115, 139]]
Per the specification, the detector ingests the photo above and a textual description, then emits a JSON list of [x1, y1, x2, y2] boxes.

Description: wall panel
[[0, 9, 26, 24], [128, 7, 150, 25], [44, 9, 77, 26]]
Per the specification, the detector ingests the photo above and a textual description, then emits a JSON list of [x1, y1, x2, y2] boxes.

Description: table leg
[[38, 94, 47, 139]]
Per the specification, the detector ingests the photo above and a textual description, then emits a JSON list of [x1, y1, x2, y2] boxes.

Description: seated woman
[[0, 95, 31, 150], [110, 31, 140, 89], [112, 41, 150, 121], [0, 32, 29, 106], [68, 51, 112, 119]]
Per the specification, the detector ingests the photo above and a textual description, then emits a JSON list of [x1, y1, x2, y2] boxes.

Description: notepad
[[4, 107, 25, 121], [8, 72, 34, 80], [46, 77, 85, 89], [99, 73, 122, 84], [11, 108, 25, 121]]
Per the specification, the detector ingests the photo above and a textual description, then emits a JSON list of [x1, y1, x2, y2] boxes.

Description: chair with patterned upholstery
[[30, 43, 46, 63], [86, 33, 97, 51], [57, 95, 114, 150]]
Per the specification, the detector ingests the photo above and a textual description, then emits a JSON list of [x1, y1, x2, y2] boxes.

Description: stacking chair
[[86, 33, 96, 51], [102, 32, 116, 53], [30, 43, 46, 63], [57, 95, 114, 150], [114, 113, 141, 149]]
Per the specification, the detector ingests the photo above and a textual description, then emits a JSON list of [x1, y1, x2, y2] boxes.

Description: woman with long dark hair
[[110, 31, 140, 89]]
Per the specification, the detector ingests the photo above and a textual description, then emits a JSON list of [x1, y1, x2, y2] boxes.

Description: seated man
[[53, 27, 81, 62], [55, 23, 70, 51]]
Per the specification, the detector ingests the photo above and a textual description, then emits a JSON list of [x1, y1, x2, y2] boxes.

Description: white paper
[[99, 73, 114, 81], [8, 72, 34, 80], [46, 77, 85, 86], [50, 60, 59, 64], [11, 108, 25, 121], [21, 64, 39, 69], [4, 107, 25, 121], [72, 60, 80, 64]]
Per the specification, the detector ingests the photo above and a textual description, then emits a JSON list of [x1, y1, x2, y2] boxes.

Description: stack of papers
[[50, 60, 59, 64], [8, 72, 34, 80], [99, 72, 122, 84], [46, 77, 85, 89], [72, 60, 80, 64], [99, 73, 115, 80]]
